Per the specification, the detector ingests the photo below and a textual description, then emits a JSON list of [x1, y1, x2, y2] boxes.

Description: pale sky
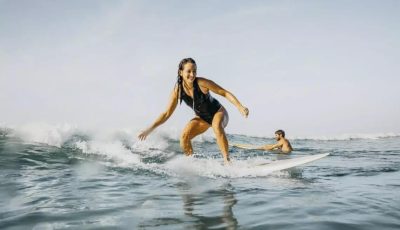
[[1, 0, 399, 137]]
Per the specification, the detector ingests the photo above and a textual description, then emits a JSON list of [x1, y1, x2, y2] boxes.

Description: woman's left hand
[[239, 106, 249, 118]]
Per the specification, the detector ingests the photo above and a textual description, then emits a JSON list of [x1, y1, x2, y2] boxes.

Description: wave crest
[[291, 133, 400, 141]]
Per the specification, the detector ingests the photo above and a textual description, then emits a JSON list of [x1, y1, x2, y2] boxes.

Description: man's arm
[[232, 143, 282, 151], [232, 144, 265, 150], [261, 143, 282, 151]]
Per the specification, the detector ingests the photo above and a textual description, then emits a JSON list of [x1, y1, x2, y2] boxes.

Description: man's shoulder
[[282, 138, 291, 144]]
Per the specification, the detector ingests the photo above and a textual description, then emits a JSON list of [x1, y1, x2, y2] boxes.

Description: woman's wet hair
[[275, 130, 285, 137], [178, 58, 196, 75], [176, 58, 197, 104]]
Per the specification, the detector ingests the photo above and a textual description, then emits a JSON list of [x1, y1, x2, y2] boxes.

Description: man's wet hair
[[275, 130, 285, 137]]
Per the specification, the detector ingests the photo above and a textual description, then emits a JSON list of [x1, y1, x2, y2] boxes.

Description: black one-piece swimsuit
[[180, 78, 222, 124]]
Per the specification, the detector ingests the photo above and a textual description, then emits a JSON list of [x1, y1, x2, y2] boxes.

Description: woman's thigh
[[182, 117, 210, 140], [212, 107, 229, 130]]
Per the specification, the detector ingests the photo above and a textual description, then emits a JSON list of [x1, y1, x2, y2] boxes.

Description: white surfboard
[[253, 153, 329, 173]]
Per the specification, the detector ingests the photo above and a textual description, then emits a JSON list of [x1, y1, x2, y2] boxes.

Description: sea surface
[[1, 125, 399, 229]]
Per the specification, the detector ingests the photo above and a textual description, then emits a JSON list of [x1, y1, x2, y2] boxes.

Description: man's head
[[274, 130, 285, 141]]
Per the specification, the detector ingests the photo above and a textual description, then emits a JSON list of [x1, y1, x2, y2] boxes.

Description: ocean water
[[0, 125, 399, 230]]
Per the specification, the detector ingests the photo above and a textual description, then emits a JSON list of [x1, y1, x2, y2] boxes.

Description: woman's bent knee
[[213, 125, 225, 137]]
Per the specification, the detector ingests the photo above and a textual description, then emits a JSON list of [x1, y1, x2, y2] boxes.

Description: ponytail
[[176, 75, 183, 104]]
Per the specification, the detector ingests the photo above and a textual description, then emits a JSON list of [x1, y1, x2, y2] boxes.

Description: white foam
[[13, 123, 78, 147], [0, 123, 176, 174], [131, 132, 169, 153], [75, 140, 141, 167], [72, 139, 169, 176], [0, 124, 13, 136]]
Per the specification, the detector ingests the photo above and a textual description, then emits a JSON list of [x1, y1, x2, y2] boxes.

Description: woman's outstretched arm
[[198, 77, 249, 118], [138, 86, 178, 140]]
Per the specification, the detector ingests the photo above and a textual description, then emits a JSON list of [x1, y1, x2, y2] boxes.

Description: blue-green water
[[1, 128, 399, 229]]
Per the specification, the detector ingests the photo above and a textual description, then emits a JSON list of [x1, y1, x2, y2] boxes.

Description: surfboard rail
[[254, 153, 330, 173]]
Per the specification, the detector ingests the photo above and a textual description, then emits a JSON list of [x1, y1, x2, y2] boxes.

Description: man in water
[[233, 130, 293, 153]]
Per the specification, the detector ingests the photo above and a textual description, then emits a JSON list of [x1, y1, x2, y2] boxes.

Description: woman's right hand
[[239, 105, 249, 118], [138, 128, 152, 141]]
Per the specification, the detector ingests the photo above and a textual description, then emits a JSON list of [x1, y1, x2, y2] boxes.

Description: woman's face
[[180, 63, 197, 84]]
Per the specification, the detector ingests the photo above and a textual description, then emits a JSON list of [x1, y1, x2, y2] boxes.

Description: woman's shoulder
[[196, 77, 212, 93], [196, 77, 212, 85]]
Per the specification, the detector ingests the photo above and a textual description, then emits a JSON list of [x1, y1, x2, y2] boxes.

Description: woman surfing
[[138, 58, 249, 165]]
